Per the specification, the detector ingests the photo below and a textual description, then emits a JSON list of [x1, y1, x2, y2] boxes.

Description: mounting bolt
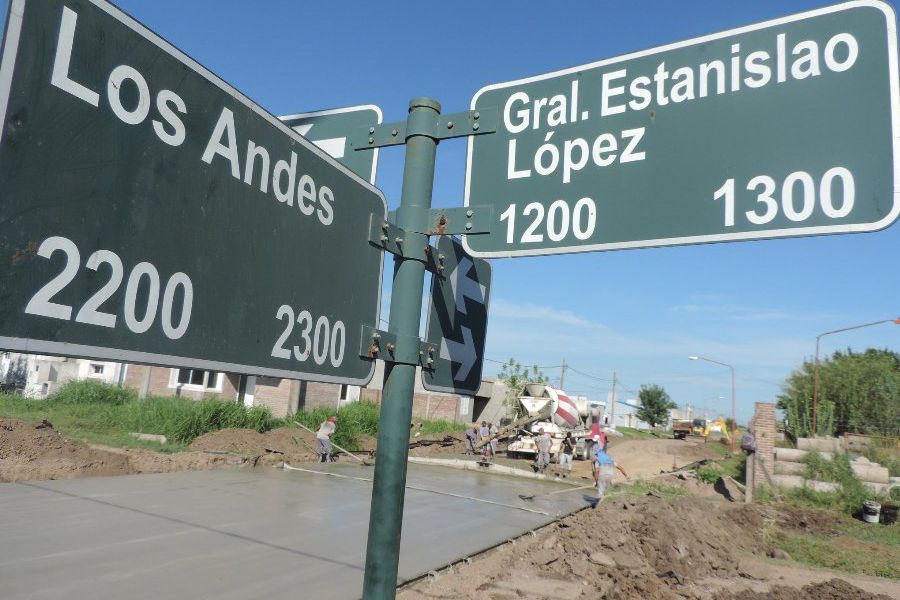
[[386, 343, 396, 354], [368, 137, 374, 144], [391, 129, 398, 136], [466, 210, 474, 218], [465, 222, 473, 231], [447, 121, 454, 129], [369, 126, 375, 134], [380, 234, 388, 242], [473, 111, 480, 120], [473, 123, 480, 131], [395, 237, 403, 244], [373, 333, 381, 340]]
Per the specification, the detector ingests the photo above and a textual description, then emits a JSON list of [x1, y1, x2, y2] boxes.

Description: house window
[[173, 369, 222, 391], [90, 364, 104, 376], [339, 384, 349, 401]]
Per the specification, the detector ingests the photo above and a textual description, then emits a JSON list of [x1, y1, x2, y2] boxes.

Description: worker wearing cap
[[316, 417, 337, 463]]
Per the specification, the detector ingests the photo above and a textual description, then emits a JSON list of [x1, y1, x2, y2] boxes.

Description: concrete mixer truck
[[504, 385, 605, 461]]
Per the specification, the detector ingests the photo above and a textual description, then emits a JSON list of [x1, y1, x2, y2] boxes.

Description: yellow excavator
[[691, 417, 730, 441]]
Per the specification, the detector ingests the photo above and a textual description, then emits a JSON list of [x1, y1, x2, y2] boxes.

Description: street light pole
[[812, 318, 900, 436], [689, 355, 737, 451]]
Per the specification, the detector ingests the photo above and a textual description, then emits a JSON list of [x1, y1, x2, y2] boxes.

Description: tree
[[778, 348, 899, 438], [636, 384, 676, 428], [2, 355, 27, 391], [497, 358, 548, 419]]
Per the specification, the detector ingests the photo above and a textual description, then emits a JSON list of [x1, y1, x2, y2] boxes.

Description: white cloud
[[490, 297, 606, 329]]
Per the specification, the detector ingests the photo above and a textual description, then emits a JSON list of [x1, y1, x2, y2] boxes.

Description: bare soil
[[190, 426, 377, 465], [398, 495, 899, 600], [0, 418, 245, 482]]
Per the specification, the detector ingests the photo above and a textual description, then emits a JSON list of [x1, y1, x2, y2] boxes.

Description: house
[[2, 351, 506, 423]]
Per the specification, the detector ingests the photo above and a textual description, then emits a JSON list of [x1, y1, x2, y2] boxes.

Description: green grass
[[863, 439, 900, 478], [0, 380, 281, 449], [288, 401, 466, 450], [616, 427, 659, 440], [608, 480, 688, 499], [1, 381, 474, 454], [772, 514, 900, 579]]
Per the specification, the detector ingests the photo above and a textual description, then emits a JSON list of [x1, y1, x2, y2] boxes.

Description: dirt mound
[[713, 578, 893, 600], [190, 426, 377, 464], [408, 431, 467, 456], [0, 418, 242, 482], [399, 495, 894, 600]]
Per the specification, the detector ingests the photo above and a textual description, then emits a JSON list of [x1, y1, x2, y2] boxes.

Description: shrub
[[49, 379, 137, 406]]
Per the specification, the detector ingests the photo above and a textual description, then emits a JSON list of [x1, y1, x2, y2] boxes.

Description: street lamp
[[689, 355, 736, 451], [812, 318, 900, 435]]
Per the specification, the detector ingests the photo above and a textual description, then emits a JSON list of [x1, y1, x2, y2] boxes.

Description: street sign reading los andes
[[280, 105, 382, 185], [422, 237, 491, 396], [464, 1, 900, 258], [0, 0, 386, 384]]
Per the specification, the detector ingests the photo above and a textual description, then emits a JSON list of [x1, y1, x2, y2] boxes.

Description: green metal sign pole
[[362, 98, 441, 600]]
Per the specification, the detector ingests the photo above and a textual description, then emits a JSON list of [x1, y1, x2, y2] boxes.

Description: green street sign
[[463, 1, 900, 258], [0, 0, 386, 385], [280, 105, 382, 184], [422, 236, 491, 396]]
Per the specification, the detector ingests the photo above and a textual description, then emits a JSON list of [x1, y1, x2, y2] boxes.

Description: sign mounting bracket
[[359, 325, 435, 369], [350, 107, 498, 150]]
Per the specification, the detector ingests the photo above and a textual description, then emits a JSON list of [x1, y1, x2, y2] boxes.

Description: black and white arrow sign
[[422, 236, 492, 396]]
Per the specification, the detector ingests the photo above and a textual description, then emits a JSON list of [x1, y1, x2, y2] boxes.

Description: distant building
[[1, 351, 503, 423], [611, 398, 650, 430]]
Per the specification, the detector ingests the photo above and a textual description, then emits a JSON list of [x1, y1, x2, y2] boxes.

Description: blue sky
[[3, 1, 897, 423]]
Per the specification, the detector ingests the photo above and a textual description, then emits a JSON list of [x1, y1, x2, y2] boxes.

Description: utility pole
[[609, 371, 617, 429], [559, 359, 567, 389]]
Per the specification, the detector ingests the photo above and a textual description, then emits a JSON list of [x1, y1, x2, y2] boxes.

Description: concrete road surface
[[0, 463, 589, 599]]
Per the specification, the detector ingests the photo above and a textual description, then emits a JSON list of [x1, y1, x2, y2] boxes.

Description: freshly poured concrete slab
[[0, 464, 590, 600]]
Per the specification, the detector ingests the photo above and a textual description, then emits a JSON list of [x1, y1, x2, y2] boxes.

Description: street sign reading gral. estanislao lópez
[[0, 0, 386, 385], [422, 236, 491, 396], [464, 1, 900, 258], [280, 105, 383, 185]]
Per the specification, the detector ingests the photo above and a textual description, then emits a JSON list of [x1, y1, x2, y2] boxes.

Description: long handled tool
[[519, 483, 596, 501], [292, 421, 374, 466]]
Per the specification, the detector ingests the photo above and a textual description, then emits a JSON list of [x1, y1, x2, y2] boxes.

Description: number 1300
[[714, 167, 854, 227]]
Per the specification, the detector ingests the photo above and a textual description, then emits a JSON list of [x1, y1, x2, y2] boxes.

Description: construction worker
[[479, 421, 493, 462], [316, 417, 337, 463], [558, 431, 575, 478], [535, 427, 552, 473], [489, 421, 499, 455], [464, 425, 478, 455], [594, 443, 628, 497]]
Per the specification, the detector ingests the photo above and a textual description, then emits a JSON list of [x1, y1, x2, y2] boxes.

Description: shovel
[[519, 484, 596, 501], [292, 421, 374, 466]]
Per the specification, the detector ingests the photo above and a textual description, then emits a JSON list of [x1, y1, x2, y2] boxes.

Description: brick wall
[[252, 377, 298, 417], [123, 365, 238, 401], [359, 388, 458, 422], [752, 402, 776, 489]]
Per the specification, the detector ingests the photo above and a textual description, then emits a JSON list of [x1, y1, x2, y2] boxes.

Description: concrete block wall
[[753, 402, 776, 489]]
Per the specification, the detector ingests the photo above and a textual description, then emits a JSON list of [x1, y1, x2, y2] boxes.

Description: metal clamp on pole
[[350, 106, 497, 151], [368, 214, 430, 263], [359, 325, 435, 369], [426, 205, 493, 235]]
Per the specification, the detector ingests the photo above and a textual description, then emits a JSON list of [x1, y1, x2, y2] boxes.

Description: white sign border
[[0, 0, 387, 386], [421, 236, 492, 397], [462, 0, 900, 259], [279, 104, 383, 186]]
